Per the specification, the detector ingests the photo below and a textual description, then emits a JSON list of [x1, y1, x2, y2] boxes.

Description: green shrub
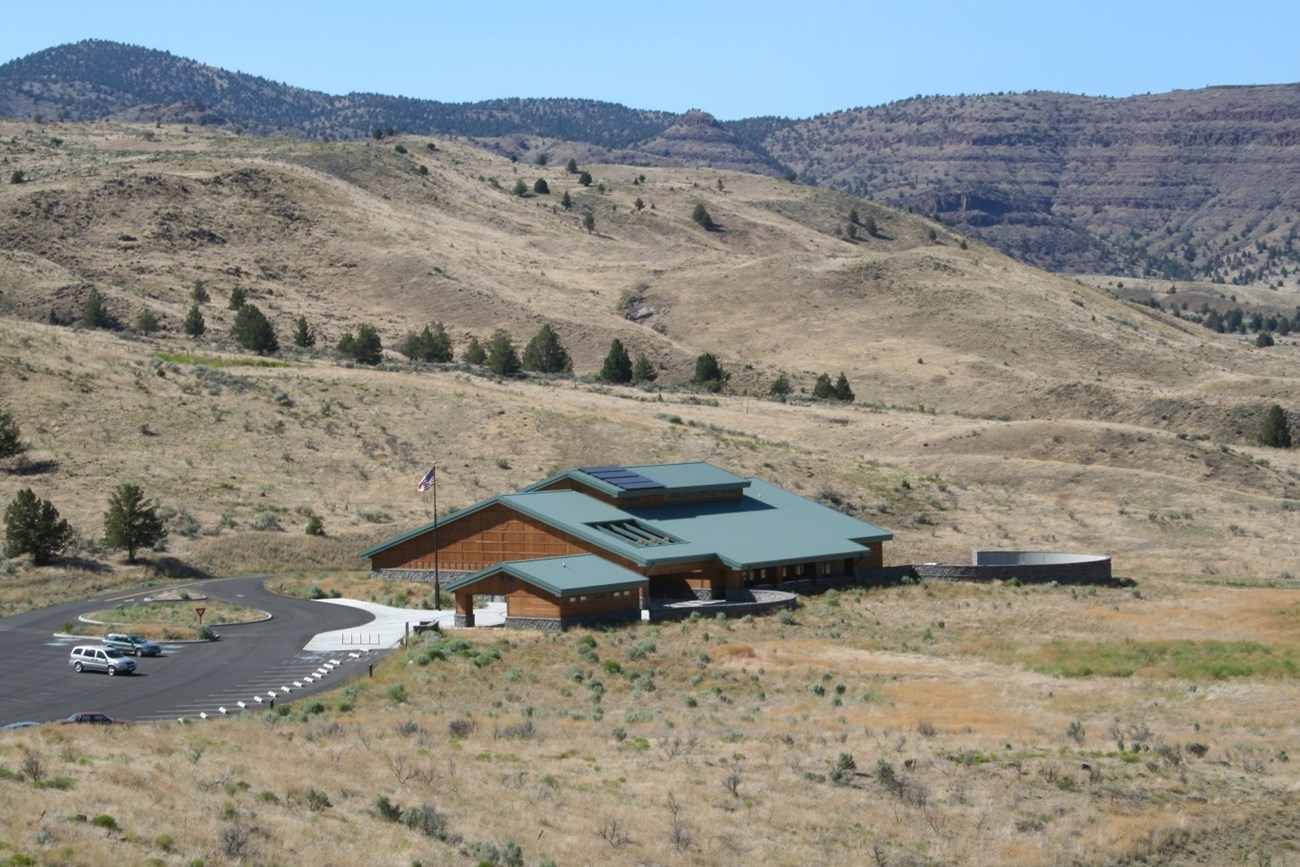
[[374, 794, 402, 822], [386, 684, 407, 703], [91, 814, 118, 831], [402, 804, 448, 839]]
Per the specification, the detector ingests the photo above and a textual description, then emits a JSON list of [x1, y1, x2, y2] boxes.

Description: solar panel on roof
[[580, 465, 665, 491]]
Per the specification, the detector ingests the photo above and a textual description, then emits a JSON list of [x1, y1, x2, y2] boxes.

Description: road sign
[[196, 606, 207, 623]]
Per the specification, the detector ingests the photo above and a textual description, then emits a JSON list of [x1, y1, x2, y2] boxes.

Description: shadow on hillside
[[7, 458, 58, 476], [59, 556, 111, 574], [146, 557, 215, 581]]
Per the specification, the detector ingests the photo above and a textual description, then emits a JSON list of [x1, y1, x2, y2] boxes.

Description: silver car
[[69, 644, 137, 675]]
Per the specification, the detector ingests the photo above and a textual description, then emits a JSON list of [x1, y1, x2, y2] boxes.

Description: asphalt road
[[0, 575, 387, 725]]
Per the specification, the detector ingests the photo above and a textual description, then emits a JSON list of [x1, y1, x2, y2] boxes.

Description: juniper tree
[[134, 309, 160, 335], [561, 190, 573, 210], [103, 483, 167, 563], [4, 488, 73, 565], [81, 288, 112, 329], [812, 373, 836, 400], [692, 353, 727, 392], [0, 409, 25, 459], [486, 329, 521, 376], [232, 304, 278, 354], [349, 324, 383, 365], [293, 316, 315, 348], [632, 353, 657, 384], [1260, 404, 1292, 448], [463, 336, 486, 365], [600, 339, 633, 383], [522, 324, 572, 374], [533, 178, 549, 195], [769, 372, 792, 398], [833, 372, 855, 403], [182, 304, 206, 337], [692, 203, 714, 230]]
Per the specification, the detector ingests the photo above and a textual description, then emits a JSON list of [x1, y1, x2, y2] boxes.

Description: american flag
[[417, 466, 437, 492]]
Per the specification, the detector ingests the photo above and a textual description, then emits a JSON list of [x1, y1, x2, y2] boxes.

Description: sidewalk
[[304, 599, 507, 651]]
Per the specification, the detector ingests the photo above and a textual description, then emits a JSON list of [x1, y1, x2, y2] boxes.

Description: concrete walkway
[[304, 599, 507, 651]]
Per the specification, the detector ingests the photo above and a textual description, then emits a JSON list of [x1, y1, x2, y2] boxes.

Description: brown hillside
[[0, 119, 1297, 590]]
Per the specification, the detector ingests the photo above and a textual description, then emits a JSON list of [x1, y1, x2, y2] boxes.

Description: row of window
[[566, 589, 636, 603], [747, 562, 838, 582]]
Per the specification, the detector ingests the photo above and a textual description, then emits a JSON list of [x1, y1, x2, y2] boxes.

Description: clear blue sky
[[2, 1, 1296, 120]]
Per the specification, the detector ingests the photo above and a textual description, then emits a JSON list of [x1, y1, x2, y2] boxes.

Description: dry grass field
[[1, 121, 1299, 865], [2, 579, 1297, 866]]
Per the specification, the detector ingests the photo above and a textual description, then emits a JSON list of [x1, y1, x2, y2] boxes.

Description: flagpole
[[433, 469, 441, 609]]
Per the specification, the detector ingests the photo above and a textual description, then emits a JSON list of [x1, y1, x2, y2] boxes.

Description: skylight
[[589, 519, 679, 547]]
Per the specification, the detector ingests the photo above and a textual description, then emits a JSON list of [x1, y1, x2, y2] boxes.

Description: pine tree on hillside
[[102, 482, 167, 564], [3, 488, 73, 565], [486, 330, 521, 376], [0, 409, 25, 459], [522, 324, 572, 374], [293, 316, 316, 348], [350, 324, 383, 365], [692, 353, 727, 392], [232, 304, 278, 354], [600, 339, 633, 383], [833, 372, 855, 403], [1260, 404, 1292, 448], [632, 353, 657, 384], [463, 336, 486, 365], [182, 304, 205, 337]]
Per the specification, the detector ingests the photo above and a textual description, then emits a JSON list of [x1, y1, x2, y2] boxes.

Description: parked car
[[59, 712, 125, 725], [104, 632, 161, 657], [1, 721, 41, 730], [68, 644, 137, 675]]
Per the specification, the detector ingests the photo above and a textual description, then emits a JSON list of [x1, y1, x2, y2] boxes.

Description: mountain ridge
[[3, 40, 1300, 284]]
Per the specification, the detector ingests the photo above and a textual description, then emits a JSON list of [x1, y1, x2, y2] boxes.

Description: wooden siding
[[371, 503, 589, 571], [452, 570, 640, 621]]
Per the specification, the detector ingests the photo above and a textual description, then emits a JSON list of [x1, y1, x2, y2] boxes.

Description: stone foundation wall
[[503, 609, 642, 632], [914, 555, 1110, 585], [503, 616, 563, 632], [372, 568, 474, 584], [767, 566, 916, 595]]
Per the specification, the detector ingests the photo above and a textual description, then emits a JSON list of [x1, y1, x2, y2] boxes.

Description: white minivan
[[69, 644, 137, 675]]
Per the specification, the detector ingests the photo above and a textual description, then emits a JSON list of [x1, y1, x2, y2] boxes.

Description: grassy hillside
[[1, 121, 1299, 864], [1, 120, 1297, 582]]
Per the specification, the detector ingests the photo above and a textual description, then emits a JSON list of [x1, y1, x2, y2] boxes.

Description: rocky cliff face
[[630, 109, 780, 174], [763, 86, 1300, 280], [4, 40, 1299, 282]]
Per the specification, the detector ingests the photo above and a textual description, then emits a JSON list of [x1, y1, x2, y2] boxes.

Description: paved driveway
[[0, 577, 503, 726]]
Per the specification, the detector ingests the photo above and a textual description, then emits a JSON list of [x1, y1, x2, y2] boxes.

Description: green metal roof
[[446, 554, 648, 597], [523, 461, 749, 501], [362, 462, 892, 572]]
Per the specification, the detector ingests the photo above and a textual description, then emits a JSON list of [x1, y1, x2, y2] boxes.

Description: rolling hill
[[4, 40, 1300, 283], [0, 118, 1297, 590]]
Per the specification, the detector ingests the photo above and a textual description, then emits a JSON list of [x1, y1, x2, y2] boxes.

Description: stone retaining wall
[[913, 552, 1111, 585], [372, 568, 474, 584]]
